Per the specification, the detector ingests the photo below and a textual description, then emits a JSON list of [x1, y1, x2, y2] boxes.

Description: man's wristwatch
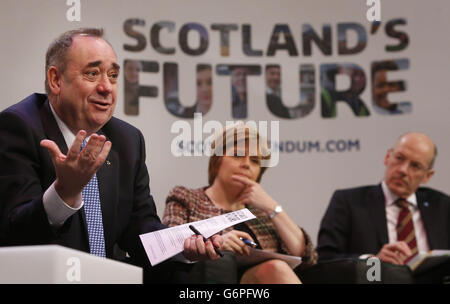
[[269, 205, 283, 219]]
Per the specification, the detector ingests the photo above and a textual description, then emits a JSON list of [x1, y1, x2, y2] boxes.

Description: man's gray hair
[[44, 28, 105, 95]]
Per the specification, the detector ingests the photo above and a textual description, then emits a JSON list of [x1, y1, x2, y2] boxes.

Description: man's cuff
[[43, 182, 83, 227], [359, 254, 375, 260]]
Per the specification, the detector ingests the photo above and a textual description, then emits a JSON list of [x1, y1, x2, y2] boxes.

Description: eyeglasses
[[389, 150, 430, 174]]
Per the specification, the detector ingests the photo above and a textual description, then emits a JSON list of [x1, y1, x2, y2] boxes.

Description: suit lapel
[[40, 100, 69, 155], [367, 184, 389, 246], [417, 190, 438, 249], [96, 130, 119, 257]]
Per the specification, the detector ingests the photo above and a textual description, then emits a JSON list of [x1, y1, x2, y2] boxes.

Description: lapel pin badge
[[424, 201, 429, 207]]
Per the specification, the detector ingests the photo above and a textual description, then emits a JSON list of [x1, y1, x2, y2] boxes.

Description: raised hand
[[40, 130, 111, 206], [232, 174, 278, 214]]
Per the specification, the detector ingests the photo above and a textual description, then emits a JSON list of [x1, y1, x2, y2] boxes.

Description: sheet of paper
[[236, 248, 303, 269], [139, 208, 256, 266]]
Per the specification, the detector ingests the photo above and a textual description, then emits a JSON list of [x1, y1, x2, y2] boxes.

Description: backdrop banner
[[1, 0, 449, 243]]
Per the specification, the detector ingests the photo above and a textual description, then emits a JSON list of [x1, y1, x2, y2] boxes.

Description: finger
[[67, 130, 87, 161], [378, 246, 403, 265], [188, 236, 198, 258], [205, 240, 219, 260], [183, 237, 191, 253], [229, 234, 248, 255], [378, 251, 396, 264], [391, 242, 411, 257], [383, 250, 403, 265], [223, 234, 244, 255], [91, 135, 108, 159], [94, 135, 107, 156], [227, 239, 245, 255], [210, 234, 223, 248], [236, 192, 251, 204], [233, 230, 255, 243], [94, 140, 112, 168], [221, 242, 233, 252], [84, 134, 105, 159], [387, 245, 405, 264], [195, 235, 207, 256], [40, 139, 65, 163], [396, 241, 412, 256], [183, 236, 195, 260], [232, 174, 255, 186], [236, 196, 248, 205], [233, 242, 246, 255], [238, 189, 253, 200], [378, 253, 398, 265], [80, 134, 103, 162]]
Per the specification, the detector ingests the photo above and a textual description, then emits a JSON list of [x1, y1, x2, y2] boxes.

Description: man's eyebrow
[[86, 60, 102, 68], [112, 62, 120, 71], [85, 61, 120, 70]]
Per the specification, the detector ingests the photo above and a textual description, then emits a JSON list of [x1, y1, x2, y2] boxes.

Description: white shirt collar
[[381, 180, 417, 207], [49, 102, 91, 148]]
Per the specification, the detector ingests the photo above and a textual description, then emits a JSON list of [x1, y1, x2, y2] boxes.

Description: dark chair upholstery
[[296, 258, 415, 284]]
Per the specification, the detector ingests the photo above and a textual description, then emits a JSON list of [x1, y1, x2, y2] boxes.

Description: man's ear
[[422, 169, 435, 185], [384, 148, 392, 166], [47, 66, 62, 95]]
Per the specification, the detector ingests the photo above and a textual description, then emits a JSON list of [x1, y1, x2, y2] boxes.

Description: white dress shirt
[[42, 104, 84, 227], [382, 181, 430, 253]]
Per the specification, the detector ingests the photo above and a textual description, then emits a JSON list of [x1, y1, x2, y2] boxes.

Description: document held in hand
[[139, 208, 256, 266]]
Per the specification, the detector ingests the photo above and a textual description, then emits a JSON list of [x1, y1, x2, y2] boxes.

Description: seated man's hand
[[376, 241, 412, 265], [183, 234, 223, 261]]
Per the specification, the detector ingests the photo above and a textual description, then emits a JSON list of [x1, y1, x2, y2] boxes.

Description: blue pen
[[240, 237, 257, 248]]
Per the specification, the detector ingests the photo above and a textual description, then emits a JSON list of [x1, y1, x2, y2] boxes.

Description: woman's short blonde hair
[[207, 122, 271, 185]]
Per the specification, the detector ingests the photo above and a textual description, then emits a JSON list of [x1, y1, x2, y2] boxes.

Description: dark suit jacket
[[0, 93, 166, 267], [317, 184, 450, 261]]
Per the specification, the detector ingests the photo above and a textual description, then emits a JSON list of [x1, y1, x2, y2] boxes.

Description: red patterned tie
[[395, 199, 418, 264]]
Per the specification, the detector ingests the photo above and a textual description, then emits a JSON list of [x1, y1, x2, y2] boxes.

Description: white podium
[[0, 245, 143, 284]]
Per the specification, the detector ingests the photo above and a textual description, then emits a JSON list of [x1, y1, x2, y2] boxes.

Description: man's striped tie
[[395, 198, 418, 264]]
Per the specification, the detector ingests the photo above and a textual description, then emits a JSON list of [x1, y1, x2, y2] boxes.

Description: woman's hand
[[232, 175, 306, 257], [232, 174, 278, 214], [221, 230, 255, 256]]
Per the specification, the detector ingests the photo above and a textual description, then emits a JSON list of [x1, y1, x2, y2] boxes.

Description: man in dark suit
[[318, 132, 450, 265], [0, 28, 222, 282]]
